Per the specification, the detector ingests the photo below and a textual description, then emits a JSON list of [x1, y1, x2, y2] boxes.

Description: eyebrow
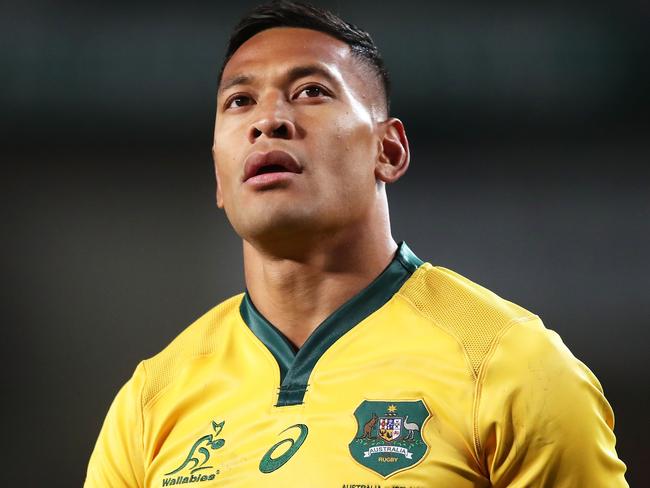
[[219, 74, 253, 94], [219, 64, 339, 94]]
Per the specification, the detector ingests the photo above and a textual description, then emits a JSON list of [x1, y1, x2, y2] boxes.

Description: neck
[[242, 220, 396, 348]]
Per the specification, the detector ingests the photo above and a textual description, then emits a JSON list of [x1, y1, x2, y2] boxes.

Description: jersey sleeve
[[476, 319, 628, 487], [84, 361, 147, 488]]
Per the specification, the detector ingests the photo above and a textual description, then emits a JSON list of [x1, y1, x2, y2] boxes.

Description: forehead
[[221, 27, 354, 85]]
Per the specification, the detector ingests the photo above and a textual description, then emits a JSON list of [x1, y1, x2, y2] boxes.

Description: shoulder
[[480, 318, 607, 414], [138, 293, 244, 409], [398, 264, 539, 378], [475, 308, 626, 483]]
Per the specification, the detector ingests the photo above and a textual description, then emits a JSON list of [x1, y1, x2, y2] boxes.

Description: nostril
[[251, 120, 293, 141], [272, 124, 288, 138]]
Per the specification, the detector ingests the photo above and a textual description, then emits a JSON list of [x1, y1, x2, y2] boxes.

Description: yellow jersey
[[85, 243, 627, 487]]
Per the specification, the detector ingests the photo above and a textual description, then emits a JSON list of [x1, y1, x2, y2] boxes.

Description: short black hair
[[219, 0, 391, 114]]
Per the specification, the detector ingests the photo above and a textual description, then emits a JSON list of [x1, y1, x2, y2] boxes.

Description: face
[[213, 27, 385, 243]]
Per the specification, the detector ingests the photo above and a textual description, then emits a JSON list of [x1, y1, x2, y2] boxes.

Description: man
[[85, 1, 628, 486]]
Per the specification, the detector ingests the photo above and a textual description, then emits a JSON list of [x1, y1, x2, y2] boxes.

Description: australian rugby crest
[[349, 400, 430, 478]]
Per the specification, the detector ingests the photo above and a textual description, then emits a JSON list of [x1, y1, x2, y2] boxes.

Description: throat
[[260, 291, 343, 349], [275, 314, 325, 350]]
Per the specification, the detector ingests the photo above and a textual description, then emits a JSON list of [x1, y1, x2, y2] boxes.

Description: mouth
[[243, 150, 302, 182]]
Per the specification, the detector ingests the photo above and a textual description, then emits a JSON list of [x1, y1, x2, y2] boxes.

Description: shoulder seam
[[471, 316, 542, 472], [395, 292, 535, 473], [395, 291, 478, 380], [140, 295, 243, 412], [142, 347, 190, 412]]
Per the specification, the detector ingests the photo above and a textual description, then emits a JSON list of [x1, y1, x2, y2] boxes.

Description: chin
[[235, 208, 320, 242]]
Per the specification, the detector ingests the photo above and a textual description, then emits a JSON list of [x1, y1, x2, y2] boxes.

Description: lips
[[243, 150, 302, 182]]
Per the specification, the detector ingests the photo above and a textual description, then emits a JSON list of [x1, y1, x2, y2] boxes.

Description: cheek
[[326, 117, 377, 180], [213, 159, 240, 216], [306, 120, 377, 214], [213, 125, 245, 198]]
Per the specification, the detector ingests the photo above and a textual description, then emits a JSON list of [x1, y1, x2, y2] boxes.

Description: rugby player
[[85, 1, 628, 486]]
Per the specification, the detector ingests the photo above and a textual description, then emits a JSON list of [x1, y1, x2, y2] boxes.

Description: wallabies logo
[[162, 420, 226, 486]]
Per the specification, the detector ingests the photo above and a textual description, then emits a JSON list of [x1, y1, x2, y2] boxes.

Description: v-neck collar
[[239, 242, 424, 407]]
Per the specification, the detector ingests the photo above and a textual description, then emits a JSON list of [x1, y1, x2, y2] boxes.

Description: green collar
[[239, 242, 423, 407]]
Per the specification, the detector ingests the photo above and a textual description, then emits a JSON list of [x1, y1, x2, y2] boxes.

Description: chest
[[142, 327, 487, 488]]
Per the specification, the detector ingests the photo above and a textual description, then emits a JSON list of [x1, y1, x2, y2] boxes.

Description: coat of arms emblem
[[349, 400, 430, 478], [378, 416, 401, 442]]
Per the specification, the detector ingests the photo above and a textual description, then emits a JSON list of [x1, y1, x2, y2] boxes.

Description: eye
[[295, 85, 330, 99], [225, 95, 254, 109]]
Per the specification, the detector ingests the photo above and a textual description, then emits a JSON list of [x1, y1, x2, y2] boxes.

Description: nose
[[248, 97, 296, 143]]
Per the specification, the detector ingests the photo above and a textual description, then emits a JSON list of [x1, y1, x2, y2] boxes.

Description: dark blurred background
[[3, 0, 648, 486]]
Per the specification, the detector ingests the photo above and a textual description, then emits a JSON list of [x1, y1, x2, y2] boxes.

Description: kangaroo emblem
[[164, 420, 226, 476], [359, 413, 378, 439]]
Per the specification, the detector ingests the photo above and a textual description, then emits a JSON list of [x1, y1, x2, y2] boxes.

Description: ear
[[212, 146, 224, 208], [375, 118, 410, 184]]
